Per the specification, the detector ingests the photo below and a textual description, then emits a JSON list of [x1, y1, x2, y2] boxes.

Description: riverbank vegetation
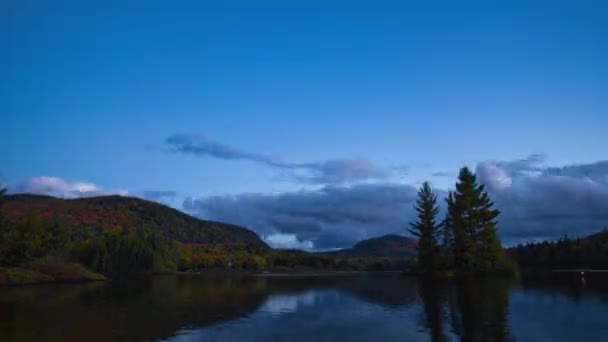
[[179, 244, 411, 273]]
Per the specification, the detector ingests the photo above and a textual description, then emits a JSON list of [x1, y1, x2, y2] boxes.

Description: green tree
[[409, 182, 442, 271], [450, 167, 503, 272]]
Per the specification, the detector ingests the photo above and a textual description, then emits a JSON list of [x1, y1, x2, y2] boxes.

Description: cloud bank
[[184, 183, 427, 250], [477, 157, 608, 243], [184, 156, 608, 250], [9, 156, 608, 250], [165, 134, 397, 184]]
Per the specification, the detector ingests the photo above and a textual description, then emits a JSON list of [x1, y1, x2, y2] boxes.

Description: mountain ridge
[[2, 194, 268, 248], [322, 234, 417, 257]]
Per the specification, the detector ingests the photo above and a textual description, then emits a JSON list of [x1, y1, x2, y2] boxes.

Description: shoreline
[[0, 264, 106, 287], [176, 269, 403, 277]]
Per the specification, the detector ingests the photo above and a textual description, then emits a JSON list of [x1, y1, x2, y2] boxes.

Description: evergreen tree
[[0, 187, 5, 222], [441, 191, 455, 268], [0, 188, 6, 264], [450, 167, 503, 272], [409, 182, 442, 271]]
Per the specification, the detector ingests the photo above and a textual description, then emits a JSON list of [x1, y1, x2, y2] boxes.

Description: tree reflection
[[418, 277, 448, 342], [447, 277, 514, 342]]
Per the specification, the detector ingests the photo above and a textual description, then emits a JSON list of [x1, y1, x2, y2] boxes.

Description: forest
[[509, 231, 608, 270]]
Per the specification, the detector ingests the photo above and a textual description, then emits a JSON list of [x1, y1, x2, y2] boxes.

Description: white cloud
[[15, 176, 102, 198], [11, 176, 175, 203], [264, 233, 314, 250]]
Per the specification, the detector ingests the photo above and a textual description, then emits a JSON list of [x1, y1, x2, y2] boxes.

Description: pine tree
[[441, 191, 455, 269], [0, 187, 5, 217], [0, 188, 8, 266], [409, 182, 442, 271], [450, 167, 502, 272]]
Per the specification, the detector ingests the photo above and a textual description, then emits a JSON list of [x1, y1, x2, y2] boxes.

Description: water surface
[[1, 274, 607, 341]]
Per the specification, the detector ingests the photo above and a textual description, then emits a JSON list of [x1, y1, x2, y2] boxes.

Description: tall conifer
[[409, 182, 442, 271], [449, 167, 502, 272]]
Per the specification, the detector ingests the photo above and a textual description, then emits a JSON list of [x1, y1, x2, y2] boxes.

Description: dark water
[[1, 274, 608, 341]]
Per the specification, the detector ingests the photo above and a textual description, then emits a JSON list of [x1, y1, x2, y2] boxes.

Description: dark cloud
[[185, 156, 608, 250], [477, 157, 608, 244], [166, 134, 282, 166], [183, 183, 428, 250], [544, 161, 608, 183], [165, 134, 398, 184], [495, 154, 547, 173]]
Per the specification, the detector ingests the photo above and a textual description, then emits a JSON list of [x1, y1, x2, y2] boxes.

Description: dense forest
[[509, 231, 608, 270]]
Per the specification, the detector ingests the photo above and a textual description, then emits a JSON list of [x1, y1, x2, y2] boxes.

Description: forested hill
[[324, 234, 417, 257], [2, 194, 268, 248]]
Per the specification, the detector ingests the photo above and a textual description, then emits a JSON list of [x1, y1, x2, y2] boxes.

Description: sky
[[2, 0, 607, 250]]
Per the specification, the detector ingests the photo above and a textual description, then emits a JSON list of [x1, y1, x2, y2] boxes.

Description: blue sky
[[2, 1, 607, 249]]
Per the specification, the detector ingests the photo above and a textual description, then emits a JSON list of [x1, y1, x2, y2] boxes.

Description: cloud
[[185, 156, 608, 250], [183, 183, 428, 250], [12, 156, 608, 250], [477, 156, 608, 243], [431, 171, 456, 177], [10, 176, 176, 203], [264, 233, 314, 250], [138, 190, 178, 201], [166, 134, 283, 166], [13, 176, 104, 198], [544, 161, 608, 183], [164, 134, 398, 184]]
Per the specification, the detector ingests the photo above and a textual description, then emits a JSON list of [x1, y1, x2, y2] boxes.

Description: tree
[[0, 187, 6, 224], [441, 191, 455, 268], [0, 187, 6, 264], [450, 167, 503, 272], [409, 182, 442, 271]]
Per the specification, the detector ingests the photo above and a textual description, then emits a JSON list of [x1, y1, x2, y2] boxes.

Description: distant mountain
[[324, 234, 417, 257], [2, 194, 268, 248]]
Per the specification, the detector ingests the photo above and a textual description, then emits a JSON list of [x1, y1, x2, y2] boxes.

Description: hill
[[324, 234, 417, 257], [1, 194, 268, 248]]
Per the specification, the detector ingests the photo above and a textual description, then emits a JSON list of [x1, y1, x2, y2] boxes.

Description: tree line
[[509, 231, 608, 270], [408, 167, 516, 274]]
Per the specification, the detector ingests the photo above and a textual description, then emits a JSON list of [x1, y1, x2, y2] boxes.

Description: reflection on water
[[1, 274, 607, 341]]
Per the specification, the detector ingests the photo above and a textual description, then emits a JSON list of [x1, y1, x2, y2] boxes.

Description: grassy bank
[[0, 262, 105, 286]]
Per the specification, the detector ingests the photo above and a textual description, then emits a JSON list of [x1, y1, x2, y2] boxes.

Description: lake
[[1, 273, 607, 341]]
